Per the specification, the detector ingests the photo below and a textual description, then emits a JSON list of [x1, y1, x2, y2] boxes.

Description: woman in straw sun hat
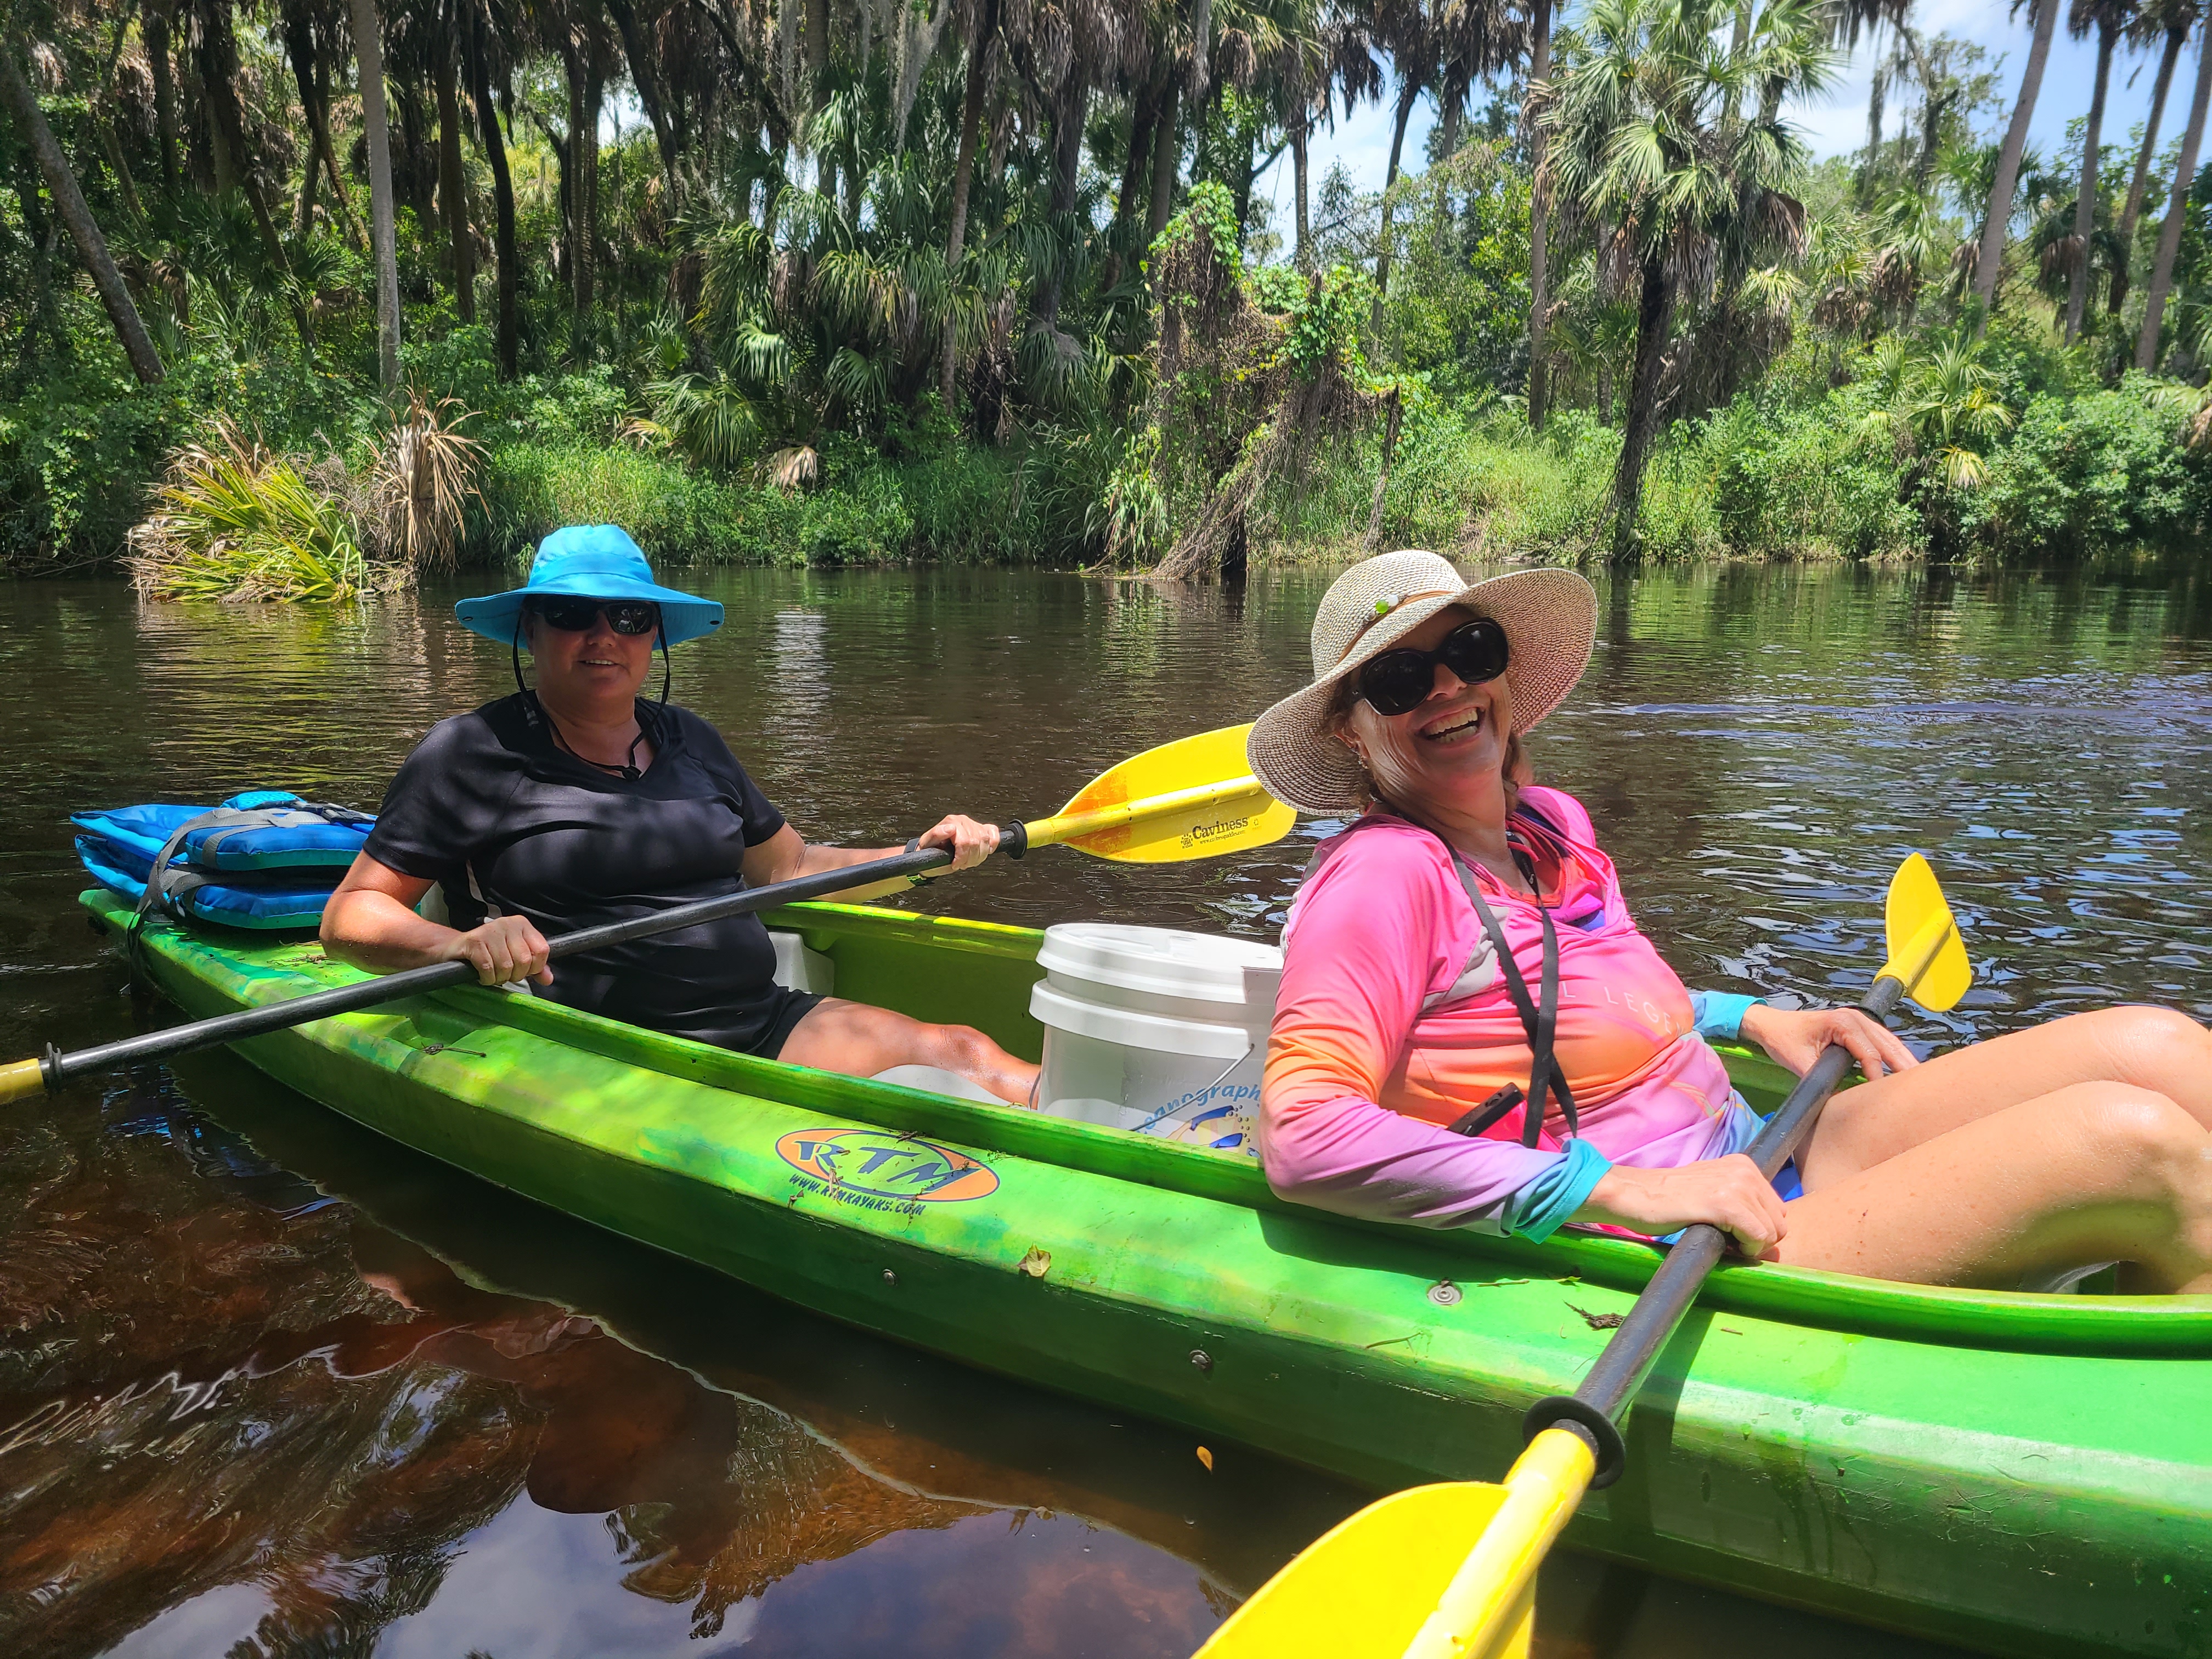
[[1249, 550, 2212, 1290]]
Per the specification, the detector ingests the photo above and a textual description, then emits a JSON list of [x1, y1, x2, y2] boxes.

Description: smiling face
[[1335, 604, 1516, 816], [525, 602, 657, 717]]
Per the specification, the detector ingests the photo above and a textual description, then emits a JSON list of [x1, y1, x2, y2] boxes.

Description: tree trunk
[[1973, 0, 2058, 320], [1145, 81, 1181, 246], [8, 149, 69, 362], [283, 2, 360, 244], [0, 42, 163, 382], [2137, 18, 2212, 371], [1525, 0, 1553, 430], [1858, 60, 1886, 204], [464, 0, 517, 377], [199, 3, 317, 352], [316, 51, 360, 245], [351, 0, 401, 388], [146, 2, 180, 194], [605, 0, 681, 190], [1611, 256, 1675, 563], [1037, 75, 1088, 327], [1114, 76, 1157, 246], [435, 35, 475, 322], [1364, 388, 1404, 547], [2066, 19, 2115, 342], [567, 38, 601, 359], [2113, 21, 2186, 315], [1290, 63, 1310, 270], [940, 0, 998, 408], [1372, 77, 1420, 301], [297, 126, 318, 231]]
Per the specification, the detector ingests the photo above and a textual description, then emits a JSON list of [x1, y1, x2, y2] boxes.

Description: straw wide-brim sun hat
[[1246, 551, 1598, 815]]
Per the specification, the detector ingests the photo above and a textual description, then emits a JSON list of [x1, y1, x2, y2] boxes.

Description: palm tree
[[463, 0, 519, 376], [1973, 0, 2058, 321], [2064, 0, 2134, 341], [2137, 9, 2212, 368], [351, 0, 403, 386], [0, 36, 164, 382], [939, 0, 1001, 405], [1524, 0, 1556, 428], [1543, 0, 1833, 559], [2111, 0, 2199, 313]]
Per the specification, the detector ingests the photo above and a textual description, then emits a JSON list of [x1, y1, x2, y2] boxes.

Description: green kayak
[[83, 889, 2211, 1658]]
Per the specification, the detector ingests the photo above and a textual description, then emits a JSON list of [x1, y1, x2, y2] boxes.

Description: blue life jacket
[[73, 791, 374, 932]]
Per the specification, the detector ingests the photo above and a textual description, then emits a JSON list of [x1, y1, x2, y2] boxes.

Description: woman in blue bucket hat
[[321, 526, 1038, 1101]]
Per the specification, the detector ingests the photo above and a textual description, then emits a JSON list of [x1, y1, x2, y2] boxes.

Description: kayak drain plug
[[1428, 1281, 1463, 1306], [882, 1270, 898, 1286], [1189, 1349, 1213, 1372]]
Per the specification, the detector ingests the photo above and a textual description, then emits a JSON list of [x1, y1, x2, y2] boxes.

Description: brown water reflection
[[6, 564, 2207, 1657]]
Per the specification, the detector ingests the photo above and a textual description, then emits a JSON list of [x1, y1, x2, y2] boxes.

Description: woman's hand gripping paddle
[[0, 725, 1294, 1106], [1192, 854, 1971, 1659]]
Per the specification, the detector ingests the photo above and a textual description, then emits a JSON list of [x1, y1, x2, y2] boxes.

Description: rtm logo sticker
[[775, 1127, 1000, 1205]]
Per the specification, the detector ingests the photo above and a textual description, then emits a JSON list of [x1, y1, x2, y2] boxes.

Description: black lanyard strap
[[1442, 842, 1582, 1147]]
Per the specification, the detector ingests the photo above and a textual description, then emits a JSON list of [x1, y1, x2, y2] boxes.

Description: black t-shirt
[[364, 693, 796, 1051]]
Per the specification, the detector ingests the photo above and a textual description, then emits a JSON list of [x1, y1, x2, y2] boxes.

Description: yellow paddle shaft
[[1023, 774, 1271, 849], [1880, 906, 1956, 997], [1400, 1429, 1596, 1659], [0, 1057, 46, 1104]]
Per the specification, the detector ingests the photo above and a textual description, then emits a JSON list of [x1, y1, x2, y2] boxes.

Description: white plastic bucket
[[1029, 924, 1282, 1156]]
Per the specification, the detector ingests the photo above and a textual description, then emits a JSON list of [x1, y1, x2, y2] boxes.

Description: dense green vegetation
[[4, 0, 2212, 585]]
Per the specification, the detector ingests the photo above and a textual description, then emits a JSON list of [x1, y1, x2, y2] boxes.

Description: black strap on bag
[[1295, 803, 1581, 1148], [126, 800, 370, 983], [1437, 847, 1580, 1147]]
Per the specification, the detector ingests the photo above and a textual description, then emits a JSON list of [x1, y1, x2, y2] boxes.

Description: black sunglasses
[[1356, 619, 1510, 716], [527, 597, 662, 636]]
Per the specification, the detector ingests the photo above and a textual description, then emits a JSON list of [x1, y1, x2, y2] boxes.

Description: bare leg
[[776, 997, 1041, 1105], [1774, 1082, 2212, 1293], [1799, 1007, 2212, 1190]]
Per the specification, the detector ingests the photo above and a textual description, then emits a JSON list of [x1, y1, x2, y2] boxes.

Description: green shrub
[[1955, 379, 2210, 557], [479, 441, 788, 565], [1707, 392, 1925, 561]]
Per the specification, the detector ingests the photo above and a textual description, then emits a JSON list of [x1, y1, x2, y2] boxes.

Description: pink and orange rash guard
[[1259, 788, 1763, 1241]]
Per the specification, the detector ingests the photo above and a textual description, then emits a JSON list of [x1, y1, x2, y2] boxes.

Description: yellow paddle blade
[[1024, 724, 1295, 864], [1194, 1483, 1531, 1659], [0, 1058, 44, 1104], [1881, 853, 1972, 1012]]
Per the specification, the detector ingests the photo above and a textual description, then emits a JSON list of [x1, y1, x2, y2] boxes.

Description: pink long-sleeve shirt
[[1259, 790, 1756, 1237]]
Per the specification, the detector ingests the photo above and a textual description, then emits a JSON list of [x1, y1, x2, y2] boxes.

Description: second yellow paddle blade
[[1195, 1483, 1532, 1659], [1882, 853, 1972, 1013], [1045, 724, 1296, 863]]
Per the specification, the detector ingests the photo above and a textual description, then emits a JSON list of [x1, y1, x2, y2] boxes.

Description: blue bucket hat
[[455, 526, 723, 648]]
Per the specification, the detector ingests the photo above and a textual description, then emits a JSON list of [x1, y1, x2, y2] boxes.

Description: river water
[[2, 563, 2208, 1658]]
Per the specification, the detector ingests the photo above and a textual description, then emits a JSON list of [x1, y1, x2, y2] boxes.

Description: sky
[[1253, 0, 2198, 240]]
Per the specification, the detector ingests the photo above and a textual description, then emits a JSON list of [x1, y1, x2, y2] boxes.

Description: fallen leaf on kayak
[[1196, 1446, 1214, 1471], [1566, 1301, 1624, 1330], [1018, 1246, 1051, 1278]]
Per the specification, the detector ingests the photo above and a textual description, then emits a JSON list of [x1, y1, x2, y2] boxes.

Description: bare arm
[[738, 814, 1003, 902], [320, 854, 552, 986]]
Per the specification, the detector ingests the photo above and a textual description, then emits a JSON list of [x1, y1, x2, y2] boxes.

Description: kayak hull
[[87, 891, 2212, 1658]]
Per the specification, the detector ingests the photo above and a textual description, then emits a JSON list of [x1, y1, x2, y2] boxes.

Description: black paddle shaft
[[46, 843, 955, 1091], [1521, 974, 1909, 1488]]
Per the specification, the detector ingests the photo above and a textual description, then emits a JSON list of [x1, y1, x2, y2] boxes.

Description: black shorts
[[746, 985, 824, 1060]]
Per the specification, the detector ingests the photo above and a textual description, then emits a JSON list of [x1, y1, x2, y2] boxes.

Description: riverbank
[[12, 321, 2212, 579]]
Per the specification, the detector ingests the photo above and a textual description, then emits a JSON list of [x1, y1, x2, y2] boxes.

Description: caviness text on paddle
[[2, 725, 1293, 1105], [1192, 853, 1971, 1659]]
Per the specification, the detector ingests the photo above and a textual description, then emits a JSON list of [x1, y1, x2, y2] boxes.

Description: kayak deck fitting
[[83, 889, 2211, 1659]]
